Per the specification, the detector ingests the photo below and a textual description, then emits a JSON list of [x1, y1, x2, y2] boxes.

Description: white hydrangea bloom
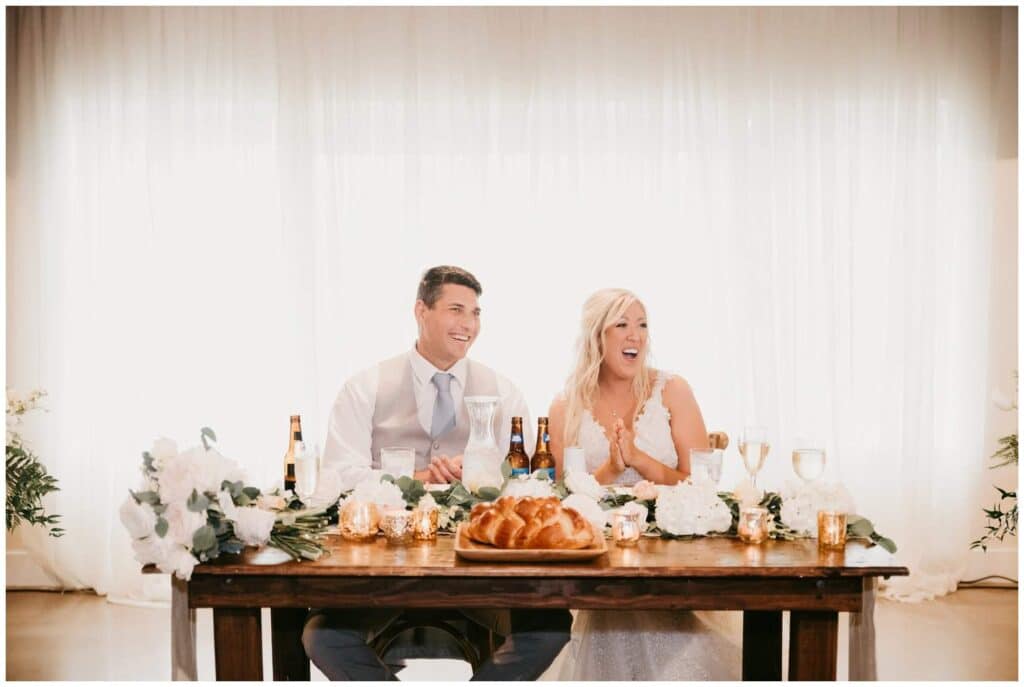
[[158, 545, 198, 581], [350, 476, 407, 509], [158, 446, 244, 505], [779, 480, 856, 535], [163, 501, 210, 548], [417, 492, 439, 511], [562, 493, 608, 532], [655, 478, 732, 536], [501, 474, 555, 499]]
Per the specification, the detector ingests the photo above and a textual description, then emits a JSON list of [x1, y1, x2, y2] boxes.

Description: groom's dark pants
[[303, 607, 571, 681]]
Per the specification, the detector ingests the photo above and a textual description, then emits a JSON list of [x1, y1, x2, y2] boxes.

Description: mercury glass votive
[[381, 507, 413, 545], [817, 511, 847, 550], [412, 507, 438, 541], [612, 510, 642, 547], [737, 507, 770, 544], [340, 501, 380, 542]]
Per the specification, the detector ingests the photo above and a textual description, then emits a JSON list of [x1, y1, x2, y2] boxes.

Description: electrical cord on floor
[[957, 574, 1018, 589]]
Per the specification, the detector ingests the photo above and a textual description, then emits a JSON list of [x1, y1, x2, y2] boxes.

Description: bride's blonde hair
[[562, 288, 653, 447]]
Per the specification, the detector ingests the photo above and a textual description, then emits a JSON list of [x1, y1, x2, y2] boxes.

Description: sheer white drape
[[6, 7, 1013, 603]]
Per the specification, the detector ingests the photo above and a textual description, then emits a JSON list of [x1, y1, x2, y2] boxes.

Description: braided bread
[[466, 496, 600, 549]]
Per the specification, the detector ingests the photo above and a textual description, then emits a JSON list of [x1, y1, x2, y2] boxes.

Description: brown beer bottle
[[283, 415, 303, 492], [531, 417, 556, 480], [505, 416, 530, 478]]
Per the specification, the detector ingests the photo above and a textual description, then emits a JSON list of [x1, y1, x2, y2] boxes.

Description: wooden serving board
[[454, 523, 608, 563]]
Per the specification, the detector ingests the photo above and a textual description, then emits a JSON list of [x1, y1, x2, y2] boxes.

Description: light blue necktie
[[430, 372, 456, 439]]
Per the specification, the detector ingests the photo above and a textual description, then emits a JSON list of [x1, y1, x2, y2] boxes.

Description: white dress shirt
[[321, 346, 533, 491]]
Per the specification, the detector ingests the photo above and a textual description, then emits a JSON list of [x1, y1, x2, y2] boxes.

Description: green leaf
[[476, 487, 500, 502], [152, 504, 168, 516], [874, 536, 897, 554], [192, 524, 217, 552], [155, 517, 169, 538], [187, 489, 210, 513], [847, 516, 875, 538], [201, 427, 217, 443], [132, 490, 161, 506], [236, 493, 251, 507], [242, 487, 261, 500], [500, 461, 512, 479]]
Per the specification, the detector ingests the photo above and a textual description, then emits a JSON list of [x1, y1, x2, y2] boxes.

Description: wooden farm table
[[168, 534, 907, 681]]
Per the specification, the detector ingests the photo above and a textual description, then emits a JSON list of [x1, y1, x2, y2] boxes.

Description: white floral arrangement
[[346, 474, 407, 509], [564, 470, 607, 501], [120, 428, 331, 581], [778, 480, 856, 535], [562, 493, 608, 532], [654, 472, 733, 536], [500, 472, 556, 499]]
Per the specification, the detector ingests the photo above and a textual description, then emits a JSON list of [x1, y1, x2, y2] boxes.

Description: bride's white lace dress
[[546, 371, 742, 681]]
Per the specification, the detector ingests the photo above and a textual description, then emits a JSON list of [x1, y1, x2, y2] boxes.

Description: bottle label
[[543, 432, 549, 443], [511, 467, 530, 477], [511, 433, 523, 444]]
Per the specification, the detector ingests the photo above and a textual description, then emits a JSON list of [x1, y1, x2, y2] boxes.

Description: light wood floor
[[5, 588, 1018, 681]]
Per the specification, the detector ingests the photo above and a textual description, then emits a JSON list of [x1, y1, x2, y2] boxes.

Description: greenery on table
[[6, 390, 63, 537], [377, 468, 898, 553]]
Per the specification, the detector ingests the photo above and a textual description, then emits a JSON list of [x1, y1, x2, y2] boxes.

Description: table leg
[[788, 611, 838, 681], [171, 577, 198, 681], [271, 608, 311, 680], [849, 578, 878, 680], [214, 607, 263, 680], [742, 610, 782, 680]]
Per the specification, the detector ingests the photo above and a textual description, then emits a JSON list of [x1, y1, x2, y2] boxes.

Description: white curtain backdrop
[[6, 6, 1014, 604]]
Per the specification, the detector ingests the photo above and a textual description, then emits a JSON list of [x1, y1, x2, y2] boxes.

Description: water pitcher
[[462, 395, 503, 492]]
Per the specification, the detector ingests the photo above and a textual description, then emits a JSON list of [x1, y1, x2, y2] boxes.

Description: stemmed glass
[[739, 426, 770, 490], [791, 440, 826, 485], [295, 442, 320, 506]]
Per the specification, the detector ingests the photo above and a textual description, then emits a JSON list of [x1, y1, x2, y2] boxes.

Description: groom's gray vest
[[369, 353, 501, 470]]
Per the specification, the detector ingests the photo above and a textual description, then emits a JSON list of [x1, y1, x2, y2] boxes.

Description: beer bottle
[[283, 415, 303, 492], [505, 416, 530, 478], [531, 417, 556, 481]]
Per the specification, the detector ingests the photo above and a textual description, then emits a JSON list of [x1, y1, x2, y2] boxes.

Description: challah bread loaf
[[466, 496, 599, 549]]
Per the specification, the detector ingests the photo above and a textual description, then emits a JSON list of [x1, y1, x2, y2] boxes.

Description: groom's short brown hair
[[417, 265, 483, 307]]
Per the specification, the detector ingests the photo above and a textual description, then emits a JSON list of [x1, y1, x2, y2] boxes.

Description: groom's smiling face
[[415, 284, 481, 370]]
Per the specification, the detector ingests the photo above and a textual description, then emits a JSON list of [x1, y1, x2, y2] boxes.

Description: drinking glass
[[792, 447, 826, 484], [295, 442, 320, 505], [380, 447, 416, 479], [739, 426, 770, 490], [689, 448, 723, 484]]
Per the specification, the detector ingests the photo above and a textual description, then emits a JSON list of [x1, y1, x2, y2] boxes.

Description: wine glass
[[791, 442, 826, 484], [295, 442, 320, 506], [739, 426, 770, 490]]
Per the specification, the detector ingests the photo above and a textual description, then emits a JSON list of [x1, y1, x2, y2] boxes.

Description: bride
[[544, 287, 741, 681]]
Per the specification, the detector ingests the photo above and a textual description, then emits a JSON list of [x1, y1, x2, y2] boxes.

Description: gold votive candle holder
[[737, 507, 770, 544], [817, 511, 847, 550], [340, 501, 380, 542], [381, 507, 413, 545], [612, 511, 642, 547], [412, 507, 438, 541]]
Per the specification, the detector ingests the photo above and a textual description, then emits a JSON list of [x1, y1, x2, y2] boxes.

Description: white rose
[[150, 437, 179, 461], [257, 493, 287, 511], [158, 545, 198, 581], [119, 497, 157, 539], [131, 534, 173, 567], [564, 471, 606, 500], [417, 492, 439, 511], [632, 480, 659, 501], [232, 507, 276, 547], [501, 475, 555, 499], [562, 494, 607, 532], [163, 502, 209, 548], [617, 500, 649, 526], [158, 446, 244, 505], [733, 478, 762, 508]]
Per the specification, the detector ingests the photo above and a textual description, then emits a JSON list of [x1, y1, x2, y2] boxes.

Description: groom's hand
[[417, 454, 462, 484]]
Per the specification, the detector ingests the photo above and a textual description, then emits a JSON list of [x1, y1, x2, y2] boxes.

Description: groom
[[304, 265, 571, 680]]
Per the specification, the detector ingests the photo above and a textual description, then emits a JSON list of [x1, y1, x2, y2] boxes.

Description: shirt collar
[[409, 344, 468, 389]]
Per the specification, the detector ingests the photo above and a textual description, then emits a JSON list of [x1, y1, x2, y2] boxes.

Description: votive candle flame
[[413, 507, 438, 541]]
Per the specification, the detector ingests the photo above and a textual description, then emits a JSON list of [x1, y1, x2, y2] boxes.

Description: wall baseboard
[[6, 549, 61, 590], [962, 545, 1018, 584]]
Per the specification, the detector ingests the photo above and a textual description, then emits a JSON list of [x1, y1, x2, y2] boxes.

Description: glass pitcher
[[462, 395, 503, 492]]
